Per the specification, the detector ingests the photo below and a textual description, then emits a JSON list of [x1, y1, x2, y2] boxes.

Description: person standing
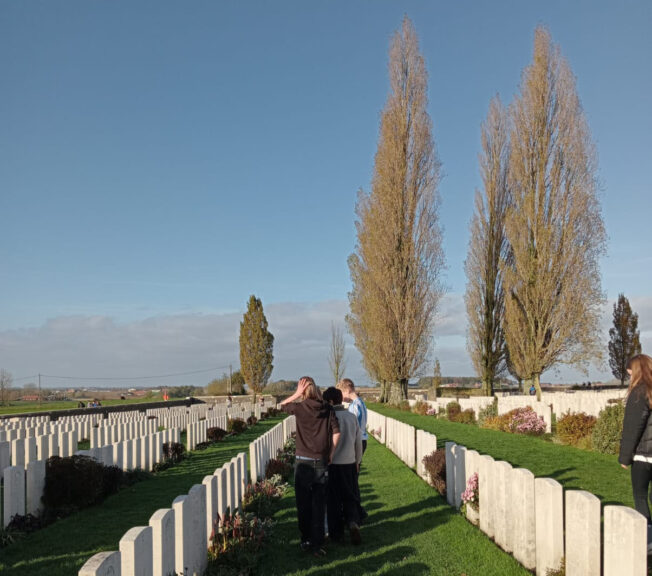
[[337, 378, 368, 522], [619, 354, 652, 530], [281, 377, 340, 557], [337, 379, 368, 454], [323, 387, 362, 545]]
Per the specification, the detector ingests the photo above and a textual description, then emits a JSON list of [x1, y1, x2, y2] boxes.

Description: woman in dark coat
[[619, 354, 652, 524]]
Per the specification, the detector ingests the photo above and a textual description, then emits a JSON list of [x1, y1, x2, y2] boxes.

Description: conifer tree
[[608, 294, 642, 386], [239, 295, 274, 400]]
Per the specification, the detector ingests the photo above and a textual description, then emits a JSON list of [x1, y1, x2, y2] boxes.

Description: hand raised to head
[[297, 377, 310, 394]]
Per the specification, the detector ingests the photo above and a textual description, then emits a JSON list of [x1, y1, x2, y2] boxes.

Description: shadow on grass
[[379, 562, 431, 576]]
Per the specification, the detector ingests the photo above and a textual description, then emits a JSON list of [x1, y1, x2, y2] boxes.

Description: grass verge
[[370, 403, 632, 508], [0, 416, 285, 576], [258, 436, 529, 576]]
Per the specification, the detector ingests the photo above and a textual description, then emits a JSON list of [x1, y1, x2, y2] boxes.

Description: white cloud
[[1, 294, 651, 390]]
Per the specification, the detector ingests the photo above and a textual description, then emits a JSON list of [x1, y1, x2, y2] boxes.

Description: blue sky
[[1, 1, 650, 388]]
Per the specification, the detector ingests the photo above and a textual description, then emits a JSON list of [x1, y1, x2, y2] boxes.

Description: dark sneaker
[[312, 547, 327, 558], [300, 541, 311, 552], [349, 522, 362, 545]]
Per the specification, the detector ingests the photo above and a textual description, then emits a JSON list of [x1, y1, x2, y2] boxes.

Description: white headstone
[[120, 526, 153, 576], [79, 551, 121, 576], [603, 505, 646, 576]]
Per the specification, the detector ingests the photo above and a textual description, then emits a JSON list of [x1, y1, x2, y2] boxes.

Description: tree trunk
[[380, 381, 389, 403], [481, 377, 493, 396], [533, 373, 542, 402], [400, 378, 408, 400]]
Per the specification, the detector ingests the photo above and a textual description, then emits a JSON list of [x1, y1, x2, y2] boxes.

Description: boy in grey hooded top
[[323, 386, 363, 545]]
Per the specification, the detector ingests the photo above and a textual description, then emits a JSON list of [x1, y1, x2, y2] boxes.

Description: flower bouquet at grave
[[461, 473, 479, 512]]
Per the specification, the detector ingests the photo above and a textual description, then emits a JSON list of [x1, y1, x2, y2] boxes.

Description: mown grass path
[[370, 403, 632, 509], [260, 437, 529, 576], [0, 416, 285, 576]]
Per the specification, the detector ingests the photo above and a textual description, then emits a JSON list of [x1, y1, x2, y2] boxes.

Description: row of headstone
[[3, 460, 46, 525], [78, 428, 180, 472], [410, 397, 554, 432], [90, 419, 159, 448], [412, 388, 627, 423], [249, 417, 295, 483], [186, 416, 228, 451], [1, 428, 180, 528], [385, 417, 416, 468], [446, 441, 647, 576], [79, 453, 248, 576], [1, 429, 78, 474], [369, 409, 646, 576]]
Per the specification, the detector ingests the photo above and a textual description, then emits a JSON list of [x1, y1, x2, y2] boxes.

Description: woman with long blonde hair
[[619, 354, 652, 525], [280, 377, 340, 557]]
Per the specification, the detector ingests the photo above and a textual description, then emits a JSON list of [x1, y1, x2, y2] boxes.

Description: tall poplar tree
[[502, 27, 606, 400], [608, 294, 642, 386], [239, 295, 274, 400], [465, 96, 510, 396], [347, 17, 445, 402]]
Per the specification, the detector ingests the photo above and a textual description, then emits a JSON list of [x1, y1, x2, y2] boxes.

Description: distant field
[[0, 395, 166, 416]]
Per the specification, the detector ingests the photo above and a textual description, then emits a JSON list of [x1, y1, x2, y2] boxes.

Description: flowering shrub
[[412, 401, 429, 415], [208, 509, 273, 576], [482, 407, 546, 436], [277, 436, 296, 466], [461, 473, 479, 511], [511, 407, 546, 435], [370, 426, 383, 439], [243, 474, 288, 518], [426, 407, 437, 416], [264, 458, 293, 481]]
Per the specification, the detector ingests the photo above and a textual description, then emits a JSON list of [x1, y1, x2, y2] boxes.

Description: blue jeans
[[294, 459, 328, 548]]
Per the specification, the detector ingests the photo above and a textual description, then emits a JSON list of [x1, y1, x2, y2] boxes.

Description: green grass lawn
[[258, 436, 528, 576], [0, 416, 285, 576], [370, 403, 632, 508], [0, 396, 167, 416]]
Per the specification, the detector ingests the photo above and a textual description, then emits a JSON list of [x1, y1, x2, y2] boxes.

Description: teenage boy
[[337, 378, 368, 522], [323, 387, 362, 545]]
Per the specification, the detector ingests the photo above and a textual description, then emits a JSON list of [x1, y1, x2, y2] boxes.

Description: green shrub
[[556, 411, 596, 448], [207, 427, 227, 442], [227, 418, 248, 434], [592, 402, 625, 455], [422, 449, 446, 495], [412, 401, 429, 416], [162, 442, 186, 462], [453, 408, 476, 425], [446, 401, 462, 420], [477, 399, 498, 427], [42, 456, 132, 520]]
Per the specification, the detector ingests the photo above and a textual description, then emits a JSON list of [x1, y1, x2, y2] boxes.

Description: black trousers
[[294, 460, 328, 548], [327, 463, 360, 538], [631, 460, 652, 523]]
